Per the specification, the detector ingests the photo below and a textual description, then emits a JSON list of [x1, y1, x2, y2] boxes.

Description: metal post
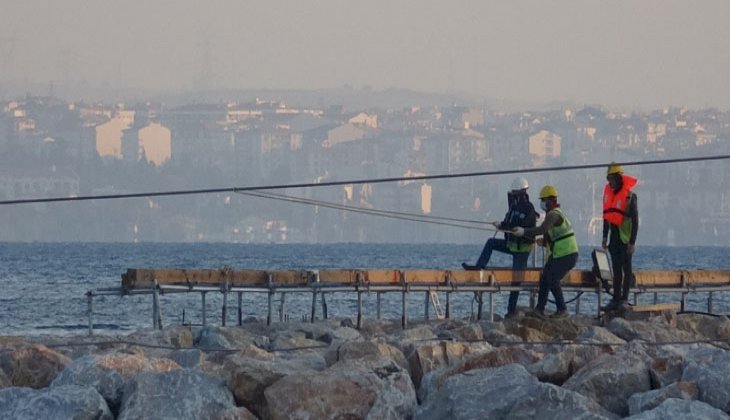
[[321, 292, 328, 319], [488, 274, 495, 322], [310, 289, 317, 323], [575, 292, 581, 315], [267, 274, 273, 326], [86, 292, 93, 336], [237, 292, 243, 326], [653, 292, 658, 304], [279, 292, 287, 322], [681, 293, 687, 312], [597, 289, 602, 318], [424, 292, 430, 320], [222, 288, 228, 327], [708, 292, 714, 314], [201, 291, 207, 327], [445, 292, 451, 319], [376, 292, 382, 320], [477, 292, 483, 321], [401, 290, 408, 329], [153, 280, 161, 329], [357, 291, 363, 329]]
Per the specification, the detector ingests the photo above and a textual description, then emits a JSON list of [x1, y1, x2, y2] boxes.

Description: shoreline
[[3, 311, 730, 418]]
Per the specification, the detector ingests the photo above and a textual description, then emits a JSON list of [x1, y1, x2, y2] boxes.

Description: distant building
[[528, 130, 561, 160], [95, 110, 135, 159], [122, 122, 172, 166]]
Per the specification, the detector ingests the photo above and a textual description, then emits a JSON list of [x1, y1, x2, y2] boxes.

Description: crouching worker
[[512, 185, 578, 319]]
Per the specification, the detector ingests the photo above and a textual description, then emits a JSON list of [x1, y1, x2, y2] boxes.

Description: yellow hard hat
[[607, 162, 623, 175], [539, 185, 558, 199]]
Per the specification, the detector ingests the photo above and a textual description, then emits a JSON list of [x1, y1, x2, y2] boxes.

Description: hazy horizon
[[2, 1, 730, 110]]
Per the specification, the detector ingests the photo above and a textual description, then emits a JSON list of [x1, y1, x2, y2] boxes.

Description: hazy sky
[[2, 0, 730, 110]]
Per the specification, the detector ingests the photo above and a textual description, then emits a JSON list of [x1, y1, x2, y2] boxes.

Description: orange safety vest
[[603, 175, 637, 227]]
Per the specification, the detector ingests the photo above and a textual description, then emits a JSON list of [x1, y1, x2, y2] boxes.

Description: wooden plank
[[403, 270, 448, 284], [318, 270, 358, 285], [685, 270, 730, 286], [122, 268, 730, 290], [362, 270, 402, 284], [635, 271, 683, 287], [628, 303, 680, 313]]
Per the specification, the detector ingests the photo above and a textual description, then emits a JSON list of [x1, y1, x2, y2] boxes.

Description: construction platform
[[83, 267, 730, 335]]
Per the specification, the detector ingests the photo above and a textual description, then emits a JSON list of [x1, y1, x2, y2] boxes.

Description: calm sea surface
[[1, 243, 728, 336]]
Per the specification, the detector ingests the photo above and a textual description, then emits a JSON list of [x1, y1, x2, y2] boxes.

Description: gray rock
[[414, 363, 540, 419], [51, 352, 180, 410], [681, 348, 730, 412], [118, 369, 236, 420], [169, 348, 205, 368], [625, 398, 730, 420], [628, 381, 697, 415], [264, 356, 416, 420], [563, 348, 652, 416], [419, 346, 540, 402], [527, 344, 606, 385], [0, 384, 112, 420], [507, 382, 620, 420], [0, 344, 71, 388], [195, 326, 234, 350]]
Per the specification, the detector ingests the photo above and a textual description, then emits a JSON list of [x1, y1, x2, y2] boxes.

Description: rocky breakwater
[[2, 311, 730, 419]]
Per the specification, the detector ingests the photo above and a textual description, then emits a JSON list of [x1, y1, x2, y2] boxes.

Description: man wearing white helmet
[[462, 177, 538, 318]]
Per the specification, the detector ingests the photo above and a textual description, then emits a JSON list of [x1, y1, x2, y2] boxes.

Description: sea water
[[0, 243, 728, 336]]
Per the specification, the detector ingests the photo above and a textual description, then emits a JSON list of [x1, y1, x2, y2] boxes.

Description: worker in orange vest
[[601, 162, 639, 311]]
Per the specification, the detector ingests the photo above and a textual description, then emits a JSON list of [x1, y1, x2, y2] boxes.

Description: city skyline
[[2, 1, 730, 110]]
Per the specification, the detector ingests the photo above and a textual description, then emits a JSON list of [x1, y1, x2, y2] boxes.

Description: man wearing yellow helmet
[[601, 162, 639, 311], [462, 177, 538, 318], [512, 185, 578, 319]]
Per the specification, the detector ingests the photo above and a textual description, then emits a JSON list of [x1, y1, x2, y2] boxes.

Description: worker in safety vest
[[462, 177, 538, 318], [601, 162, 639, 311], [512, 185, 578, 319]]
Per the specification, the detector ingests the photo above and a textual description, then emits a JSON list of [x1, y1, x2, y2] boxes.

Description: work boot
[[550, 309, 569, 319], [462, 263, 480, 271], [526, 309, 547, 319]]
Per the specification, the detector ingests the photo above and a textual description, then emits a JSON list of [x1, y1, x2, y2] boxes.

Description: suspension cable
[[237, 190, 502, 231], [0, 154, 727, 206]]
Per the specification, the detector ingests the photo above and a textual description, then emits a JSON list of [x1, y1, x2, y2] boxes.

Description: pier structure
[[84, 267, 730, 335]]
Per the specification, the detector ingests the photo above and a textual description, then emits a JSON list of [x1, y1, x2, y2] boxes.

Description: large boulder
[[605, 317, 700, 344], [117, 369, 236, 420], [506, 382, 620, 420], [562, 347, 652, 416], [264, 356, 416, 420], [326, 338, 408, 372], [405, 340, 493, 389], [628, 381, 697, 416], [415, 363, 540, 419], [51, 352, 180, 410], [625, 398, 730, 420], [418, 346, 540, 402], [527, 344, 607, 385], [0, 384, 112, 420], [0, 344, 71, 388], [681, 347, 730, 412], [224, 354, 319, 417]]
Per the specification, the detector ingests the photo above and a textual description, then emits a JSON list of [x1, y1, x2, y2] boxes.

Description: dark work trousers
[[535, 252, 578, 312], [609, 240, 633, 302], [475, 238, 530, 313]]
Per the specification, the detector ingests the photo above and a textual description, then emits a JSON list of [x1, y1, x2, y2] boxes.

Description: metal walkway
[[83, 267, 730, 335]]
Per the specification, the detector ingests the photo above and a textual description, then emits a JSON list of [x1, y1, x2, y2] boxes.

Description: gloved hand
[[627, 244, 635, 254], [601, 239, 608, 250], [491, 221, 501, 229], [512, 227, 525, 237]]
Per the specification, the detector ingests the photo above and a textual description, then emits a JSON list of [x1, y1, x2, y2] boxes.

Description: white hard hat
[[510, 177, 529, 191]]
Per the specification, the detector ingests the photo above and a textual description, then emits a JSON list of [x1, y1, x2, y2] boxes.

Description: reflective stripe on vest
[[603, 175, 637, 227], [547, 208, 579, 258]]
